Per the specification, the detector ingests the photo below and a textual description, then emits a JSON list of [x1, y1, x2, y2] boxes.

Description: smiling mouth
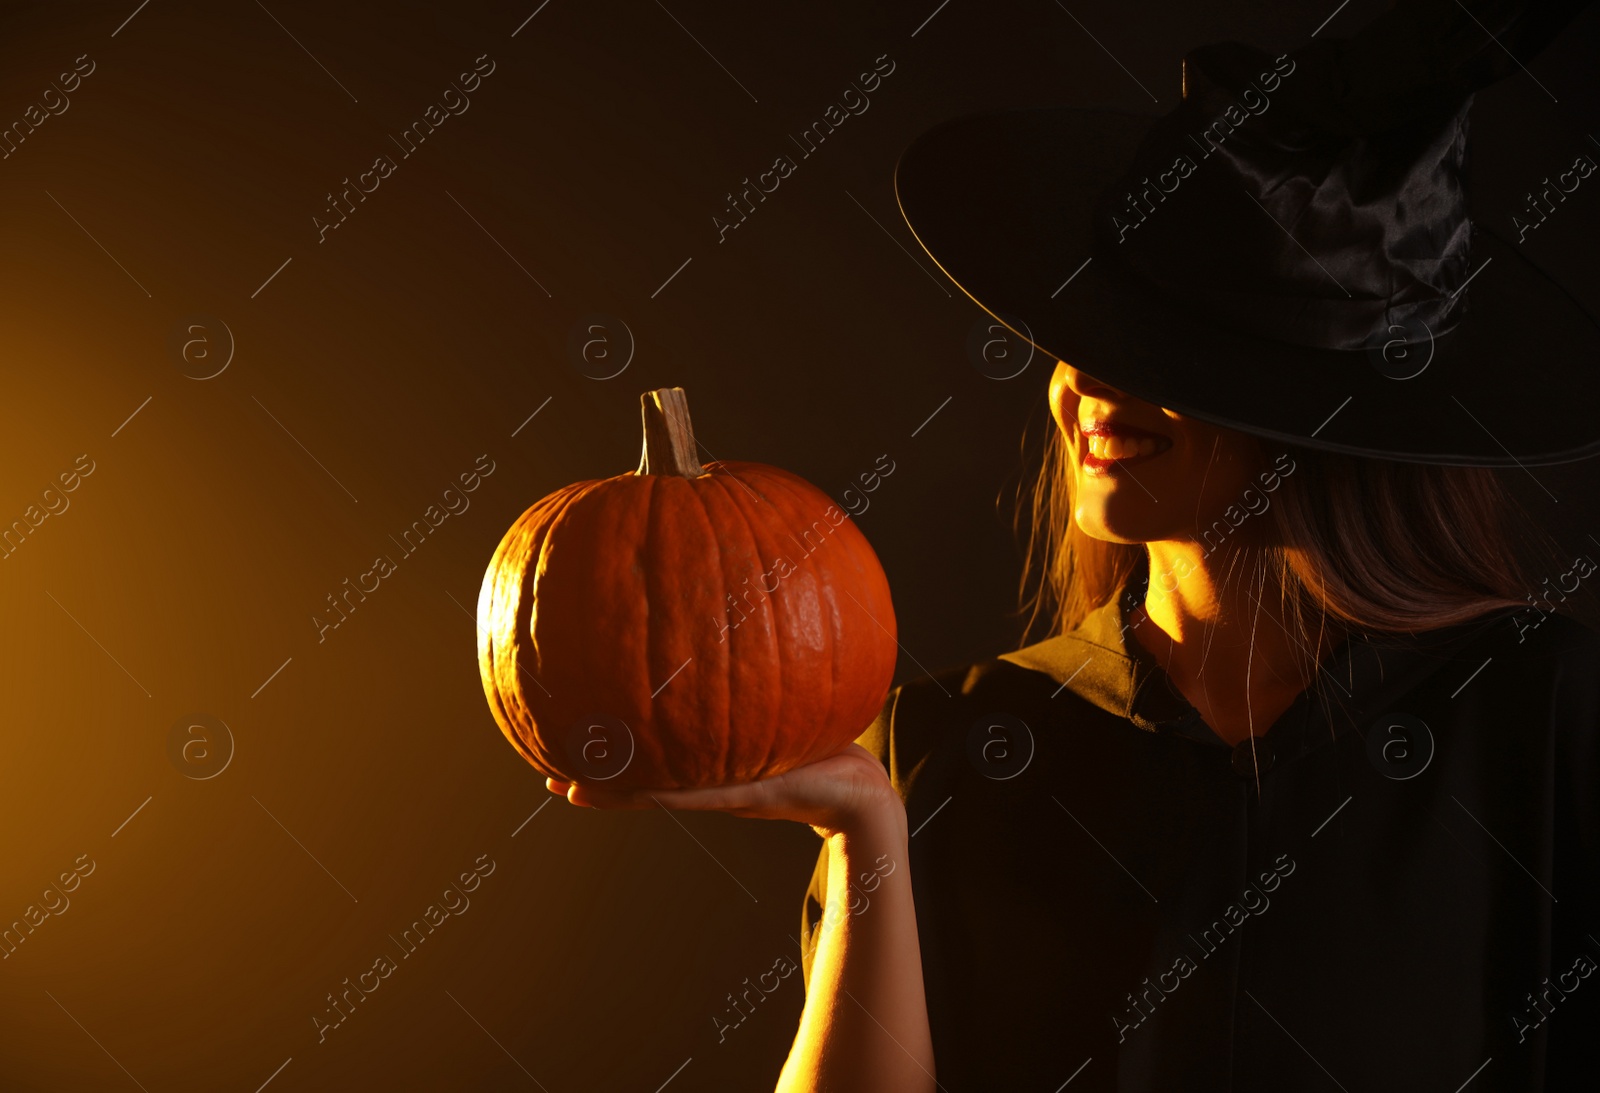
[[1079, 422, 1172, 475]]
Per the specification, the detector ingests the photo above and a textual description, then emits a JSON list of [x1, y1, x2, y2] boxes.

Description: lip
[[1078, 418, 1173, 476]]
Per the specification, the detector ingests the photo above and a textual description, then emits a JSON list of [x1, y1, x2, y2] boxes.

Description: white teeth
[[1086, 434, 1159, 460]]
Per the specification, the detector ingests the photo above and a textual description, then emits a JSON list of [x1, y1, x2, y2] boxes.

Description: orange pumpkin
[[477, 387, 898, 790]]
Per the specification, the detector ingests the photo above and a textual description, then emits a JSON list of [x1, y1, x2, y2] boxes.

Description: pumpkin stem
[[637, 387, 705, 478]]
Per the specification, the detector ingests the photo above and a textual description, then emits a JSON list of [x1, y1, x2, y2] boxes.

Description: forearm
[[777, 804, 935, 1093]]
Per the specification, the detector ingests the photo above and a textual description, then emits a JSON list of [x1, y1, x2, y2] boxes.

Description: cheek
[[1053, 403, 1082, 461], [1182, 434, 1264, 515], [1048, 365, 1078, 434], [1049, 393, 1075, 435]]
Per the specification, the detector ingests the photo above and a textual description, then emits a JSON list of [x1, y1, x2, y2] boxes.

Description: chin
[[1073, 499, 1164, 545]]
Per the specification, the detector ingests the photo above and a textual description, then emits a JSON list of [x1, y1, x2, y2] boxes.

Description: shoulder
[[1517, 609, 1600, 660], [1502, 611, 1600, 733], [1459, 608, 1600, 695], [857, 656, 1062, 803], [1414, 611, 1600, 787]]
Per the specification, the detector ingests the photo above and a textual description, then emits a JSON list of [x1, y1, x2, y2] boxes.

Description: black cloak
[[800, 558, 1600, 1091]]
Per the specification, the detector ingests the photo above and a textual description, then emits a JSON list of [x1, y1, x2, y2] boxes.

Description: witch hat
[[893, 9, 1600, 466]]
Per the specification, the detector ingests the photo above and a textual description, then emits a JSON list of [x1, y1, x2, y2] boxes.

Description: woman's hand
[[545, 743, 901, 839]]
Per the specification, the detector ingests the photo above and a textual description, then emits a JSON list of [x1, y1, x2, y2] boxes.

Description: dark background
[[1, 1, 1596, 1089]]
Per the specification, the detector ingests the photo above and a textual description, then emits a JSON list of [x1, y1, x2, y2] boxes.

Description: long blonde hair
[[1013, 410, 1558, 647]]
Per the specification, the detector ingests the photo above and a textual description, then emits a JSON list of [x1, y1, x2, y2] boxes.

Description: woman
[[552, 371, 1600, 1090], [550, 11, 1600, 1092]]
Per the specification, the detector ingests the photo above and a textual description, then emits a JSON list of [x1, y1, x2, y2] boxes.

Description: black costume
[[800, 558, 1600, 1091]]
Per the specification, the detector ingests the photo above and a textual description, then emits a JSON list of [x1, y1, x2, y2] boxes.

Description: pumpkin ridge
[[479, 511, 538, 771], [501, 480, 598, 776], [528, 480, 605, 777], [636, 472, 668, 784], [539, 476, 640, 780], [790, 473, 849, 767], [732, 465, 839, 777], [706, 466, 796, 781], [756, 464, 894, 764], [650, 472, 718, 788], [510, 487, 580, 772], [518, 483, 594, 680], [682, 476, 734, 783], [700, 467, 784, 781]]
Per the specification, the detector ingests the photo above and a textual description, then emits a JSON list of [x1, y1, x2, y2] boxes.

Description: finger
[[565, 780, 768, 812], [642, 779, 778, 814], [566, 783, 657, 810]]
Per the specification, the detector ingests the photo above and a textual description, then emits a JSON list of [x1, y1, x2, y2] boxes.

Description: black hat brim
[[895, 107, 1600, 467]]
